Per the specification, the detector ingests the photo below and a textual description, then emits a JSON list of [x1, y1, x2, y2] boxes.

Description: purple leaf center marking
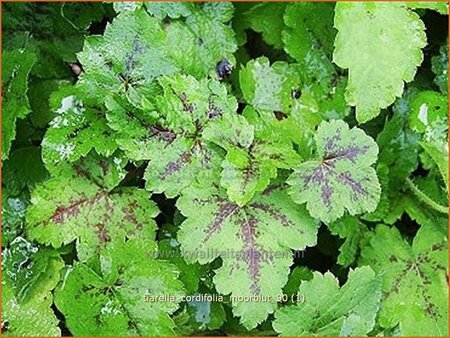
[[240, 216, 262, 295]]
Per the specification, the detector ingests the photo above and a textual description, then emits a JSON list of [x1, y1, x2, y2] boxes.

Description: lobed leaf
[[107, 74, 237, 197], [204, 113, 301, 206], [26, 160, 158, 261], [177, 182, 318, 329], [54, 239, 185, 336], [273, 266, 381, 336], [288, 120, 381, 223], [360, 224, 448, 335], [42, 85, 118, 173], [333, 2, 427, 123]]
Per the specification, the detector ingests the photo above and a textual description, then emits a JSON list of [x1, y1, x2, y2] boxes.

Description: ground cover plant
[[1, 1, 449, 336]]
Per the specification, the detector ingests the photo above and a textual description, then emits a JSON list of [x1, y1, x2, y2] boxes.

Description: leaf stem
[[405, 178, 448, 214]]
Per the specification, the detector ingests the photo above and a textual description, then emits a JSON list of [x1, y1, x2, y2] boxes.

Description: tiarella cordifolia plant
[[1, 2, 448, 336]]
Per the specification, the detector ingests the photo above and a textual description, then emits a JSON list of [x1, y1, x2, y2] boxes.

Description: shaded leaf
[[2, 46, 37, 160], [328, 215, 369, 267], [245, 3, 287, 49], [408, 2, 448, 14], [431, 42, 448, 94]]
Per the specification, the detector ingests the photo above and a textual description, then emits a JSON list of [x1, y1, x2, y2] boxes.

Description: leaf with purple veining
[[176, 181, 318, 329], [26, 160, 159, 262], [287, 120, 381, 223], [107, 74, 237, 197], [360, 224, 448, 335], [204, 113, 301, 206]]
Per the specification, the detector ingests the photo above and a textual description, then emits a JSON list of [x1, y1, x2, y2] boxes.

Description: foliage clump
[[2, 2, 448, 336]]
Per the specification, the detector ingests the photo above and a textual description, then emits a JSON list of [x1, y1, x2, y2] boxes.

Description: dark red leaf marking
[[321, 180, 332, 207], [384, 247, 447, 322], [179, 92, 194, 112], [240, 215, 262, 295], [208, 102, 222, 119], [324, 134, 342, 154], [204, 202, 238, 241], [100, 160, 109, 175], [51, 192, 106, 224], [337, 172, 366, 195], [149, 126, 177, 143], [250, 203, 297, 228], [240, 165, 256, 193], [303, 166, 334, 208], [161, 150, 193, 179], [121, 204, 142, 230], [96, 223, 111, 244], [325, 146, 367, 163]]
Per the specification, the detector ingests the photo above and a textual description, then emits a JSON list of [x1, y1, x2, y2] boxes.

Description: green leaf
[[3, 237, 64, 302], [244, 3, 287, 49], [54, 239, 185, 336], [282, 2, 336, 81], [2, 238, 64, 336], [420, 141, 448, 191], [42, 85, 118, 173], [377, 89, 421, 185], [239, 57, 348, 128], [333, 2, 427, 123], [106, 74, 237, 197], [273, 266, 381, 336], [161, 2, 237, 78], [185, 296, 227, 331], [403, 194, 448, 235], [77, 8, 177, 104], [2, 147, 49, 196], [145, 2, 193, 19], [432, 42, 448, 94], [328, 215, 369, 267], [2, 46, 37, 160], [79, 4, 236, 106], [26, 161, 159, 262], [409, 91, 447, 134], [2, 280, 61, 336], [288, 120, 381, 223], [28, 79, 61, 128], [113, 1, 143, 13], [239, 57, 302, 114], [2, 191, 29, 246], [407, 90, 448, 190], [408, 2, 448, 14], [177, 182, 318, 329], [204, 113, 301, 206], [3, 2, 106, 80], [158, 238, 205, 295], [282, 267, 313, 300], [360, 224, 448, 335]]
